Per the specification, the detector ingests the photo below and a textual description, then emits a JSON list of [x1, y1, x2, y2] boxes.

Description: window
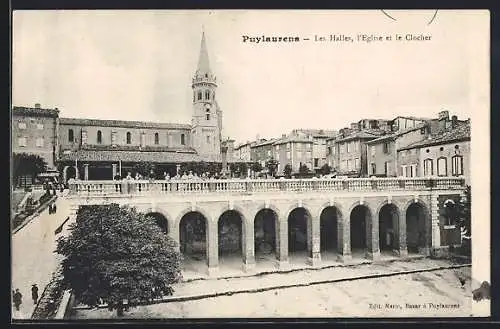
[[168, 134, 173, 146], [287, 143, 290, 149], [371, 146, 376, 156], [18, 137, 27, 147], [197, 91, 202, 100], [314, 158, 319, 167], [402, 165, 416, 178], [371, 162, 376, 175], [383, 142, 390, 154], [437, 157, 447, 176], [306, 143, 311, 150], [452, 155, 463, 176], [275, 145, 279, 151], [36, 137, 44, 147], [267, 150, 271, 157], [355, 158, 360, 169], [68, 129, 74, 142], [347, 159, 352, 171], [206, 113, 210, 120], [286, 151, 291, 159], [354, 142, 359, 152], [424, 159, 433, 176], [154, 133, 159, 145], [36, 123, 44, 130], [111, 131, 117, 146], [126, 132, 132, 144], [332, 146, 336, 154], [206, 135, 210, 144], [18, 122, 26, 130], [181, 134, 185, 145], [205, 90, 210, 100], [384, 161, 390, 176], [443, 200, 457, 226], [97, 130, 102, 144], [346, 142, 351, 153]]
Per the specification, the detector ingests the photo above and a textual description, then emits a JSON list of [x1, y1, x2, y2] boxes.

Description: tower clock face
[[204, 103, 211, 110]]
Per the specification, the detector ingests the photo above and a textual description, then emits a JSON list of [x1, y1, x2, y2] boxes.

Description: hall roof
[[59, 117, 191, 130], [398, 121, 470, 151]]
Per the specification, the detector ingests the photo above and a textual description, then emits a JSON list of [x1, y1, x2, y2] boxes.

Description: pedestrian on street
[[31, 284, 39, 304], [13, 289, 22, 311]]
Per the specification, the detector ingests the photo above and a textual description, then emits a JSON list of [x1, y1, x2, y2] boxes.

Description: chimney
[[438, 110, 449, 121], [451, 115, 458, 128], [34, 103, 41, 109], [282, 134, 286, 138]]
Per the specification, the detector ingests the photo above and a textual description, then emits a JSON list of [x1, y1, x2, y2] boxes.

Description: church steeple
[[196, 31, 212, 77], [191, 29, 221, 157]]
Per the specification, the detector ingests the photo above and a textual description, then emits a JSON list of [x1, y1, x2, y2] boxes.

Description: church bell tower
[[191, 30, 222, 157]]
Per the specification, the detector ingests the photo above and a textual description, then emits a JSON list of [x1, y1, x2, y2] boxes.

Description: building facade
[[274, 135, 313, 174], [12, 104, 60, 170], [328, 129, 385, 177], [365, 125, 428, 177], [234, 141, 253, 162], [398, 120, 470, 185]]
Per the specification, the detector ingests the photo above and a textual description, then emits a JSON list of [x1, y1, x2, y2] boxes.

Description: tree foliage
[[133, 162, 156, 178], [13, 153, 47, 183], [457, 185, 471, 237], [320, 163, 332, 176], [265, 158, 279, 177], [56, 204, 182, 316], [299, 163, 310, 175], [250, 162, 263, 173], [229, 162, 248, 177], [283, 164, 293, 179]]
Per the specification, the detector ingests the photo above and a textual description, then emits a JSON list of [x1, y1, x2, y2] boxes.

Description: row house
[[274, 134, 313, 174], [327, 129, 385, 177], [234, 141, 254, 162], [250, 139, 277, 168], [365, 124, 428, 177], [290, 129, 337, 172], [398, 120, 470, 185], [12, 104, 60, 170]]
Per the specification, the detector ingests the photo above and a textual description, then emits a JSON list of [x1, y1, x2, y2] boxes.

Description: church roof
[[196, 31, 212, 76], [59, 117, 191, 130]]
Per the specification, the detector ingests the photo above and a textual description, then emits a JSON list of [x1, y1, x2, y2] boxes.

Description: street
[[11, 194, 71, 319]]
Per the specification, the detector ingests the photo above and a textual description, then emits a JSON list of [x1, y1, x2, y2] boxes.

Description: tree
[[320, 163, 332, 176], [284, 164, 293, 179], [250, 162, 263, 173], [134, 162, 156, 178], [299, 163, 310, 176], [265, 158, 279, 177], [13, 153, 47, 185], [56, 204, 182, 317], [457, 185, 471, 238]]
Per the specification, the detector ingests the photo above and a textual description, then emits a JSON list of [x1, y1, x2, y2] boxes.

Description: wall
[[335, 139, 363, 175], [12, 114, 58, 169], [59, 123, 191, 150], [312, 137, 327, 170], [418, 140, 470, 185]]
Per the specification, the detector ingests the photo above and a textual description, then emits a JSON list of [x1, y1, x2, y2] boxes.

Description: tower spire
[[196, 29, 212, 76]]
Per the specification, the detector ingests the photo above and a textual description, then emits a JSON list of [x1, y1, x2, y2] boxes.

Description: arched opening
[[154, 132, 159, 145], [218, 210, 244, 267], [68, 129, 74, 142], [180, 134, 185, 145], [288, 207, 311, 263], [406, 202, 428, 254], [97, 130, 102, 144], [350, 205, 370, 257], [254, 209, 277, 263], [378, 204, 399, 254], [146, 212, 169, 234], [320, 206, 340, 261], [126, 132, 132, 144], [179, 211, 208, 271], [66, 166, 76, 181]]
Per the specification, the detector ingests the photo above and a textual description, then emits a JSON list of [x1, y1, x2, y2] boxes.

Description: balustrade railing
[[67, 177, 466, 198]]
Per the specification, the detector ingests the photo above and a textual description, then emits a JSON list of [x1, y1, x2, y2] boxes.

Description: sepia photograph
[[10, 9, 490, 321]]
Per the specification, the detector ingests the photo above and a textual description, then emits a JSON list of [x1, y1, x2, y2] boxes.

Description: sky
[[12, 10, 486, 145]]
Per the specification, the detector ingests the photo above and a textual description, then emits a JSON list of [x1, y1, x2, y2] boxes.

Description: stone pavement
[[11, 193, 72, 320]]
